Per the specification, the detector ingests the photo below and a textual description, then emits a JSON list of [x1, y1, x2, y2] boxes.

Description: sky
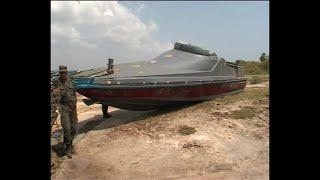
[[51, 1, 269, 70]]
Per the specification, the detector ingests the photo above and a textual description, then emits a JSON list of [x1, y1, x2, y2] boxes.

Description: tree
[[260, 53, 268, 63], [259, 53, 269, 72]]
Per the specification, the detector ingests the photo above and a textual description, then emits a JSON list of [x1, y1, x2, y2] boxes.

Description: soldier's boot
[[103, 113, 112, 119], [65, 144, 73, 159]]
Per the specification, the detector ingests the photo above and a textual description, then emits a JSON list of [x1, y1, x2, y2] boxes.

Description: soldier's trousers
[[60, 106, 78, 145], [102, 104, 109, 117]]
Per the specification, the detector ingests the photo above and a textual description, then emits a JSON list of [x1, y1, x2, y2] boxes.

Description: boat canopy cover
[[69, 42, 244, 80]]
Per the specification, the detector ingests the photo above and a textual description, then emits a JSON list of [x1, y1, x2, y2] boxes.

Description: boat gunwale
[[75, 79, 247, 90]]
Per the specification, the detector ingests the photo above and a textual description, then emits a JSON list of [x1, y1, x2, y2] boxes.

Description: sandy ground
[[51, 81, 269, 179]]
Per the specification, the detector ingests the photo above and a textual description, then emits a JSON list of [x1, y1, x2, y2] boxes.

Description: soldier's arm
[[71, 80, 77, 96], [51, 79, 61, 95], [52, 78, 58, 88]]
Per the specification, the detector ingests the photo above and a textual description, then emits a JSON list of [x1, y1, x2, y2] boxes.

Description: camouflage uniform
[[52, 65, 78, 158], [51, 84, 59, 126]]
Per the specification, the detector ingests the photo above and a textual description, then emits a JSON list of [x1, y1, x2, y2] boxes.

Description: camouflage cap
[[59, 65, 68, 72]]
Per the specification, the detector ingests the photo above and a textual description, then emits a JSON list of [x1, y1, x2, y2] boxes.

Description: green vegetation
[[249, 76, 263, 84], [229, 106, 258, 119], [193, 87, 269, 112], [236, 53, 269, 75], [237, 61, 268, 75], [215, 88, 269, 104], [178, 125, 196, 135], [247, 75, 269, 84]]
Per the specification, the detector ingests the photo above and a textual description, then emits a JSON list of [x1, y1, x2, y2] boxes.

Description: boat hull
[[76, 79, 247, 111]]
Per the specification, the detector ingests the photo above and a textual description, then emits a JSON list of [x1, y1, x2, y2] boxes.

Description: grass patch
[[192, 87, 269, 113], [237, 61, 269, 75], [178, 125, 196, 135], [249, 75, 264, 84], [229, 106, 257, 119], [215, 88, 269, 104], [246, 75, 269, 84]]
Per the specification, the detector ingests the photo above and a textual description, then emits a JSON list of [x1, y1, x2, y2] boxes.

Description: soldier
[[51, 83, 59, 127], [52, 65, 78, 158], [102, 104, 112, 118]]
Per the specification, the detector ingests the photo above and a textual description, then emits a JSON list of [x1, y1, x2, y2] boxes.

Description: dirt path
[[51, 82, 269, 179]]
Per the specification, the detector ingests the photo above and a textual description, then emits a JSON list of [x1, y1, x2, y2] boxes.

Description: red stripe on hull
[[77, 81, 247, 102]]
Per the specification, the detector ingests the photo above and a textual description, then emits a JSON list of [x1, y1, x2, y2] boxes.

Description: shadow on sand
[[51, 102, 201, 157]]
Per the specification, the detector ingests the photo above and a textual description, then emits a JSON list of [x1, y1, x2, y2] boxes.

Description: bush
[[249, 75, 263, 84], [235, 60, 268, 75]]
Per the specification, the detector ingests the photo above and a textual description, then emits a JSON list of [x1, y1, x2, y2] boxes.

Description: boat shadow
[[51, 102, 201, 157], [92, 102, 202, 131], [75, 102, 202, 133]]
